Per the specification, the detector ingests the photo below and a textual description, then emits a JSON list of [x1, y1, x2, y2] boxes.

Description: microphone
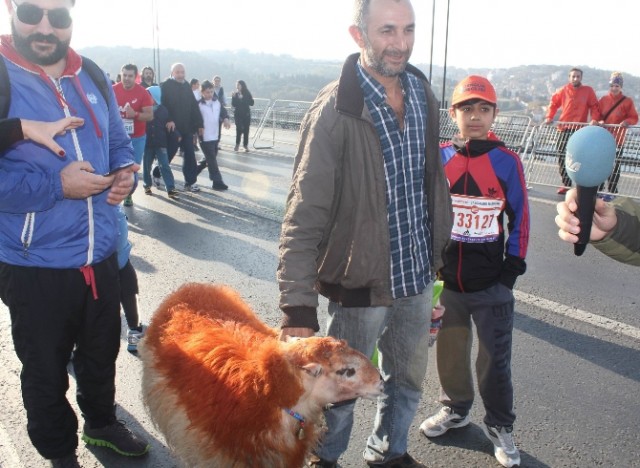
[[565, 126, 616, 256]]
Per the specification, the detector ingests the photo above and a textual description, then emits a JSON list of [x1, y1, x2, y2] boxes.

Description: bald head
[[171, 63, 186, 83]]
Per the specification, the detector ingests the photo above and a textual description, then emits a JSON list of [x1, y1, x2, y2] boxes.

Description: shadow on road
[[124, 193, 280, 284], [84, 404, 176, 467], [515, 311, 640, 383], [424, 422, 552, 468]]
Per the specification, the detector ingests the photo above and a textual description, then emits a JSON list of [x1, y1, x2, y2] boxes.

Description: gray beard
[[361, 36, 409, 78]]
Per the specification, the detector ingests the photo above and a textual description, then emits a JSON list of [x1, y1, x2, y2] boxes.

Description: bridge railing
[[222, 99, 640, 200], [522, 122, 640, 199]]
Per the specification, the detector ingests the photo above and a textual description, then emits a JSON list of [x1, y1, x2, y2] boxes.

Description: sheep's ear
[[301, 363, 323, 377]]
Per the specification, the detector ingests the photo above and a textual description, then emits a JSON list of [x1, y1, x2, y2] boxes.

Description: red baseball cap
[[451, 75, 497, 106]]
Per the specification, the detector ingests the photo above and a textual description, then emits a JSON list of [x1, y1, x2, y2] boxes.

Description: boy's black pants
[[0, 255, 121, 459], [436, 282, 516, 427]]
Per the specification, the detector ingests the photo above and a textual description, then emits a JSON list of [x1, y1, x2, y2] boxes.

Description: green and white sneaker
[[82, 420, 150, 456]]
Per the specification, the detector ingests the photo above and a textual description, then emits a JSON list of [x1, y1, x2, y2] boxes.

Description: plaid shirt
[[356, 62, 432, 299]]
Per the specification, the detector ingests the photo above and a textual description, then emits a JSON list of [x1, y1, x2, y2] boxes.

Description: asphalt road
[[0, 140, 638, 467]]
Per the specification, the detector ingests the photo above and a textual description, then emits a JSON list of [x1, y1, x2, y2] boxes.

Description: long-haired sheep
[[139, 283, 383, 467]]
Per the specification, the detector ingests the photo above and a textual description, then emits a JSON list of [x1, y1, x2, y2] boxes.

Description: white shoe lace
[[431, 407, 455, 425]]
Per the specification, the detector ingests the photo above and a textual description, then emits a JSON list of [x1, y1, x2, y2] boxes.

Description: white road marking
[[514, 290, 640, 341], [528, 195, 561, 206], [518, 195, 640, 340]]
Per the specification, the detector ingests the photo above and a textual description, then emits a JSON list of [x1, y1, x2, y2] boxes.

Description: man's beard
[[12, 23, 70, 66], [362, 35, 411, 78]]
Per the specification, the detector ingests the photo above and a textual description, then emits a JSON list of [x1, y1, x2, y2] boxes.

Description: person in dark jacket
[[159, 62, 203, 192], [419, 76, 529, 468], [140, 66, 157, 89], [213, 75, 226, 105], [231, 79, 254, 152], [143, 86, 179, 198]]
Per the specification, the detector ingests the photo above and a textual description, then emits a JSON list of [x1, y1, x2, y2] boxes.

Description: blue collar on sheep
[[285, 408, 306, 439]]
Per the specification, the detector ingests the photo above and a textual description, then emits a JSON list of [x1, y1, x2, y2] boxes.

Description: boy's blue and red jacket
[[439, 132, 529, 292]]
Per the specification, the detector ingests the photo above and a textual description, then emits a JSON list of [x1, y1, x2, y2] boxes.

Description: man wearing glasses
[[0, 1, 149, 466]]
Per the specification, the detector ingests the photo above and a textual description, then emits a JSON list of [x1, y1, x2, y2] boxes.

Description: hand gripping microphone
[[565, 126, 616, 256]]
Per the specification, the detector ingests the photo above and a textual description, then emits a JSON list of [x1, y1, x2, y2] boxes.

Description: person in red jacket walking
[[597, 72, 639, 194], [544, 68, 601, 194]]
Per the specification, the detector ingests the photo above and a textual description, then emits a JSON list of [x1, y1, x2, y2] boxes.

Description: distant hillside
[[81, 46, 639, 121]]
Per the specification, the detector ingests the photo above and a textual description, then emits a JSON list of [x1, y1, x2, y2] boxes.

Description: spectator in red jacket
[[597, 72, 639, 194], [544, 68, 601, 194]]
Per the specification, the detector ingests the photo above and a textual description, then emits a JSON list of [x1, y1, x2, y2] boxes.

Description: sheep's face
[[287, 337, 383, 406]]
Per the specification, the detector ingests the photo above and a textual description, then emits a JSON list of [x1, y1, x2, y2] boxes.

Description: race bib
[[122, 118, 134, 135], [451, 194, 504, 243]]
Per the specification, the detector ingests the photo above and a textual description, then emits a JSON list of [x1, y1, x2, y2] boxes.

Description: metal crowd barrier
[[522, 122, 640, 199], [224, 99, 640, 200], [224, 97, 271, 128], [251, 100, 312, 149]]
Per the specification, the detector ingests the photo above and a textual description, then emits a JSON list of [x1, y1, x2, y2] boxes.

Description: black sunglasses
[[12, 1, 73, 29]]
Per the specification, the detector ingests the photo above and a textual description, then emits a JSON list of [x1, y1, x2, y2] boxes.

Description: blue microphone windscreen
[[565, 126, 616, 187]]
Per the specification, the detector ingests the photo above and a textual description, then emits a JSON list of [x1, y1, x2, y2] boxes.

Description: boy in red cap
[[419, 76, 530, 468]]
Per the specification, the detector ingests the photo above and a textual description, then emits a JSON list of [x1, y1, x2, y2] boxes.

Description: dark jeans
[[158, 131, 198, 185], [197, 140, 224, 185], [119, 259, 139, 329], [599, 145, 624, 193], [0, 255, 121, 459], [235, 117, 250, 148], [437, 283, 516, 427], [556, 129, 575, 187]]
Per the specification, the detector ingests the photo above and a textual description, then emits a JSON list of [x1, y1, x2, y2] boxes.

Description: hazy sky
[[2, 0, 639, 78]]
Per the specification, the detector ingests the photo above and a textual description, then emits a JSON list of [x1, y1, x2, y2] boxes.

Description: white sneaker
[[419, 406, 470, 437], [184, 184, 200, 192], [483, 423, 521, 467]]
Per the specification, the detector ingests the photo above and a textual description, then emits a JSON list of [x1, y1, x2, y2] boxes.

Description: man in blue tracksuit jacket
[[0, 1, 149, 464]]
